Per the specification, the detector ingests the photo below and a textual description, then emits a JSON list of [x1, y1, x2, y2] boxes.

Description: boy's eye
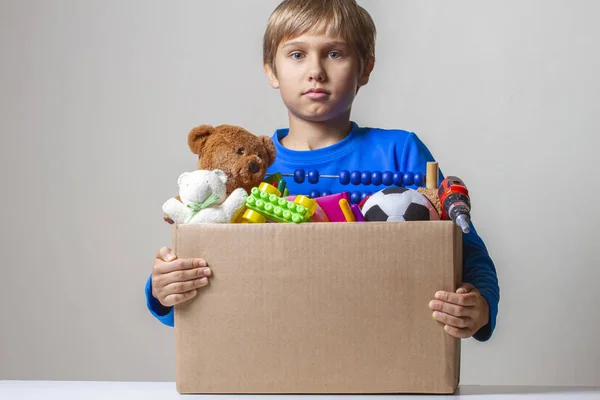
[[290, 52, 305, 60], [328, 51, 342, 59], [237, 148, 245, 155]]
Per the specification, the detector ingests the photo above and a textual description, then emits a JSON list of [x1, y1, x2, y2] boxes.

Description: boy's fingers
[[435, 291, 477, 307], [429, 300, 471, 318], [164, 277, 209, 295], [432, 311, 470, 329], [161, 268, 212, 286], [162, 289, 199, 307], [444, 324, 472, 339], [156, 258, 208, 274]]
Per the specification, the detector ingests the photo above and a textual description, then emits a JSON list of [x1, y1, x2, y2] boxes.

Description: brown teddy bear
[[188, 124, 276, 195], [164, 124, 276, 223]]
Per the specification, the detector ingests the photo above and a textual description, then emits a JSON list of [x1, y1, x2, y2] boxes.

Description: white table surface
[[1, 381, 599, 399]]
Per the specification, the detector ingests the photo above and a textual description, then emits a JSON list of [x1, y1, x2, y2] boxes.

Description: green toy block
[[245, 187, 310, 223], [263, 172, 283, 186]]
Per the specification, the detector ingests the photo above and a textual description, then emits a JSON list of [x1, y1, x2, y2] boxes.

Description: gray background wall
[[1, 0, 598, 386]]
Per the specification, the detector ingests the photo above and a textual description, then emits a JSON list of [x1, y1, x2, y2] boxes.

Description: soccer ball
[[360, 187, 440, 222]]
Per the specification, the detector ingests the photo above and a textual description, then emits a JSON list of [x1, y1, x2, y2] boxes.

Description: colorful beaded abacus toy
[[266, 168, 429, 204]]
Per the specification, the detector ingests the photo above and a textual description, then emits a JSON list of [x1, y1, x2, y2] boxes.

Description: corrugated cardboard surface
[[173, 221, 462, 394]]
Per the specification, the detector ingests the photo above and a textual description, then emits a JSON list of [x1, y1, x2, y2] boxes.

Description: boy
[[146, 0, 499, 342]]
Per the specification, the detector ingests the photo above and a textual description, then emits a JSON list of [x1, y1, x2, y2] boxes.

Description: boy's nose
[[308, 62, 326, 82], [309, 70, 325, 82]]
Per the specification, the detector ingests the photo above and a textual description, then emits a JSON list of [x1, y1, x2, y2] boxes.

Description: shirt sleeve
[[145, 274, 174, 327], [398, 132, 500, 342]]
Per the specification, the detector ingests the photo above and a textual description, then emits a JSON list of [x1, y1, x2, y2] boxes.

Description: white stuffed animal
[[162, 169, 247, 224]]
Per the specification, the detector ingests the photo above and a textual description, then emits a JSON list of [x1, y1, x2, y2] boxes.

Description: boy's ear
[[264, 63, 280, 89], [187, 125, 215, 155], [358, 57, 375, 87]]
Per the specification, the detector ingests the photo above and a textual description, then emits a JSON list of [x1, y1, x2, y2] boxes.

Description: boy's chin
[[290, 109, 343, 123]]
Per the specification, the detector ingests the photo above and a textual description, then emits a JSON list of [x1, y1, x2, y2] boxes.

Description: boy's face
[[264, 33, 373, 123]]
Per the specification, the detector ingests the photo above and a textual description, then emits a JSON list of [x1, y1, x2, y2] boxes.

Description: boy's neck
[[282, 112, 353, 150]]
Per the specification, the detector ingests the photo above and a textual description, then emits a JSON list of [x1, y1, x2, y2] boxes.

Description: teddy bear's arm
[[221, 188, 248, 221], [162, 198, 188, 224]]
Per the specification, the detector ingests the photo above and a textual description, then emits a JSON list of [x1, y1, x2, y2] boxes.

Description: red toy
[[438, 176, 471, 233]]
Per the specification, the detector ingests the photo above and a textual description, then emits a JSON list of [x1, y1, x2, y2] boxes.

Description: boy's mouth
[[303, 88, 330, 99]]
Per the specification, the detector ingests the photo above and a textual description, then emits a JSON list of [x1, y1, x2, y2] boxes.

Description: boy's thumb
[[456, 285, 470, 294], [159, 246, 175, 262]]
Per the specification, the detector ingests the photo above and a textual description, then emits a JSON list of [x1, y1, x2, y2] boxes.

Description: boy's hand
[[428, 283, 489, 339], [151, 247, 212, 307]]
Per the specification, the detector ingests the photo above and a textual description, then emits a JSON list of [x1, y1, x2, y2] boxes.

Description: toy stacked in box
[[162, 165, 472, 234], [161, 124, 472, 234]]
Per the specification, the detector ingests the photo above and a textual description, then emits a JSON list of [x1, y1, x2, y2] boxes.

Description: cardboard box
[[173, 221, 462, 394]]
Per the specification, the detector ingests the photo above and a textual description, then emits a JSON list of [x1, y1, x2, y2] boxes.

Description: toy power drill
[[438, 176, 471, 234]]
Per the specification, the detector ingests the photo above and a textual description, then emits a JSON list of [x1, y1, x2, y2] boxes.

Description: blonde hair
[[263, 0, 376, 75]]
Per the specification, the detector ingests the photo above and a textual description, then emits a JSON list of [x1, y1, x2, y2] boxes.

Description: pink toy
[[314, 192, 351, 222]]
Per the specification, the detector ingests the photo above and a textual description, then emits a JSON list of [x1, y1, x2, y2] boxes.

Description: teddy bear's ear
[[177, 172, 189, 186], [259, 135, 277, 166], [213, 169, 228, 184], [187, 125, 215, 155]]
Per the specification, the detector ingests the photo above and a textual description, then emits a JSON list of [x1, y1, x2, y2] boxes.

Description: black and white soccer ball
[[360, 187, 440, 222]]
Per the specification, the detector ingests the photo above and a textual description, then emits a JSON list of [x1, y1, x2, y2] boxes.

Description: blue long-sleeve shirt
[[145, 122, 500, 341]]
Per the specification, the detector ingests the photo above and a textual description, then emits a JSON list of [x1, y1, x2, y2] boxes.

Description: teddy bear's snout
[[248, 161, 260, 174]]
